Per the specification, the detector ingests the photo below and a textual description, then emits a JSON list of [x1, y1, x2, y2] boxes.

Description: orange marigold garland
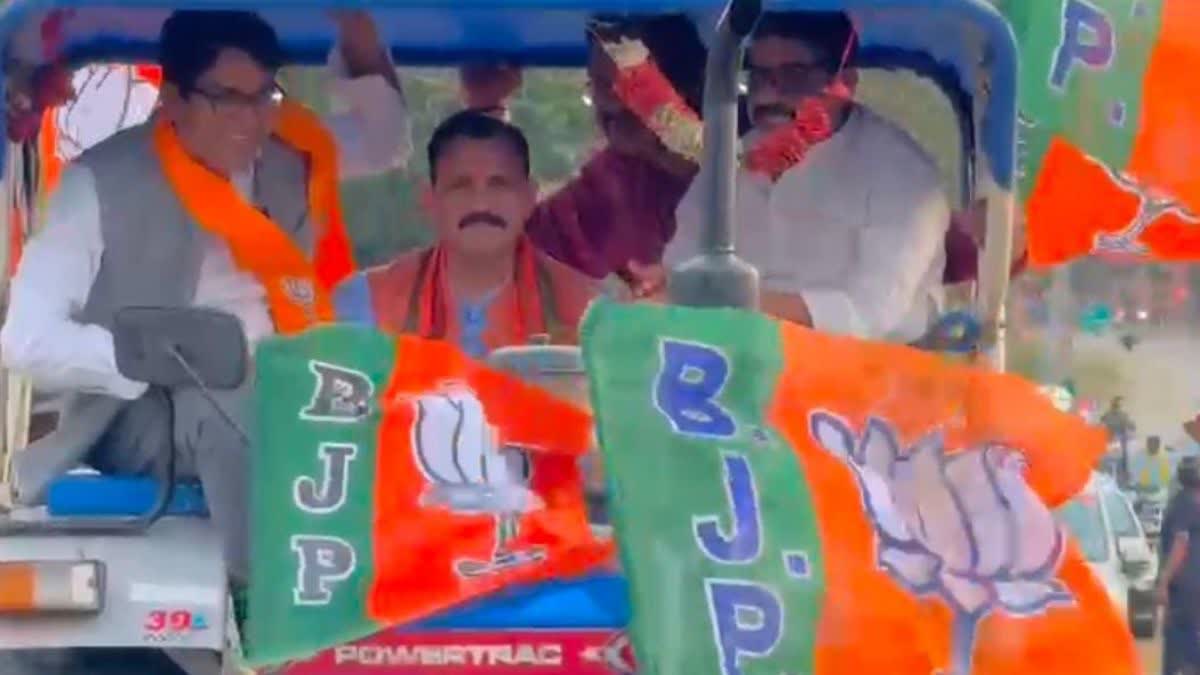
[[742, 96, 835, 182], [742, 79, 853, 182], [599, 32, 854, 183], [601, 37, 703, 163]]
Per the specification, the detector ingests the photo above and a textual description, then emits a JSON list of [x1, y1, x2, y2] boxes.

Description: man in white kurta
[[664, 11, 948, 343]]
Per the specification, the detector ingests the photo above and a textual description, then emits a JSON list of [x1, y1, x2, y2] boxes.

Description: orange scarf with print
[[414, 237, 550, 343], [152, 100, 355, 334]]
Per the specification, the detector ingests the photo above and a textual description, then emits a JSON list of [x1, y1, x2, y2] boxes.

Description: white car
[[1057, 473, 1158, 638]]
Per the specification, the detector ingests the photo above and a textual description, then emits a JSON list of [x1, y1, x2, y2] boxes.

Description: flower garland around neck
[[742, 27, 858, 182], [600, 27, 856, 184], [741, 82, 847, 182]]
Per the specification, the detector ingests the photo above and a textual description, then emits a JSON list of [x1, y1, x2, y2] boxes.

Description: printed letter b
[[654, 340, 735, 438]]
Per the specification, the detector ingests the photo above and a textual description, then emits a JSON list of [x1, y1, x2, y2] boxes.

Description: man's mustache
[[458, 212, 508, 229]]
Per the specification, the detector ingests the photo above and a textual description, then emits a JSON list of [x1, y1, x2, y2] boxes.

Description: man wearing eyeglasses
[[660, 11, 949, 343], [1, 10, 409, 585]]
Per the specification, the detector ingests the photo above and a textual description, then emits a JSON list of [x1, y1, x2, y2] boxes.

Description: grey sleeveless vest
[[76, 121, 315, 329], [14, 120, 316, 502]]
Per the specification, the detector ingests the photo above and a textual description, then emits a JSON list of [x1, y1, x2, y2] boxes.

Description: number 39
[[144, 610, 192, 632]]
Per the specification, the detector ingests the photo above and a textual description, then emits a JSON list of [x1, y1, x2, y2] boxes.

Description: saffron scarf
[[410, 237, 558, 344], [152, 100, 355, 334]]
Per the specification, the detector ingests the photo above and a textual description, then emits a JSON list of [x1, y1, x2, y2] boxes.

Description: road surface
[[1074, 331, 1200, 439]]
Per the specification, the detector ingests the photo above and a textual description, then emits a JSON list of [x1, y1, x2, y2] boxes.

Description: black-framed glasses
[[742, 60, 834, 96], [188, 82, 285, 114]]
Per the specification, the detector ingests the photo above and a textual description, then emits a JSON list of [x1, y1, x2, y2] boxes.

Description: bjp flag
[[246, 325, 612, 667], [1000, 0, 1200, 264], [582, 301, 1138, 675]]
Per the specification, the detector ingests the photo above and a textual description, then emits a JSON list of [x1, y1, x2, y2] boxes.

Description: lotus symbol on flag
[[810, 412, 1074, 675], [412, 385, 546, 577]]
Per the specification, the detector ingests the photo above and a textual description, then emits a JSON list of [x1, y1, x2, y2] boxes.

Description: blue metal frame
[[0, 0, 1016, 187]]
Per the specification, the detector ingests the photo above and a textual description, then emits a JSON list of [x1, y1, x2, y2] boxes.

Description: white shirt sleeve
[[322, 42, 413, 179], [663, 168, 705, 270], [799, 166, 949, 339], [0, 164, 148, 400]]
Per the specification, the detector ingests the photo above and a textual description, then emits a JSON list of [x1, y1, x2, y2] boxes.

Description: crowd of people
[[1100, 397, 1200, 492], [1101, 396, 1200, 673]]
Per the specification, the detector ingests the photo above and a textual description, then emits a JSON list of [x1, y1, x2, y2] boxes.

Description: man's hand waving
[[331, 11, 403, 94]]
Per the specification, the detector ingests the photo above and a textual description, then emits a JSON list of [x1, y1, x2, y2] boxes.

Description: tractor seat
[[45, 473, 209, 518]]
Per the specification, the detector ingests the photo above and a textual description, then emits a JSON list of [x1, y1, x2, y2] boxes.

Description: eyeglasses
[[742, 60, 834, 96], [188, 82, 285, 114]]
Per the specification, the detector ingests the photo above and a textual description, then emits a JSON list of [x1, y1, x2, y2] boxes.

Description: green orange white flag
[[582, 301, 1139, 674], [1001, 0, 1200, 264], [245, 325, 612, 666]]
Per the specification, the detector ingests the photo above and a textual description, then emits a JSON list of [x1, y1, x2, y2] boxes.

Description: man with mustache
[[335, 110, 599, 354], [657, 11, 950, 343]]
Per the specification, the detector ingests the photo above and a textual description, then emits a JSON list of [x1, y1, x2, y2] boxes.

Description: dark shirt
[[1101, 409, 1135, 443], [1161, 491, 1200, 609]]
